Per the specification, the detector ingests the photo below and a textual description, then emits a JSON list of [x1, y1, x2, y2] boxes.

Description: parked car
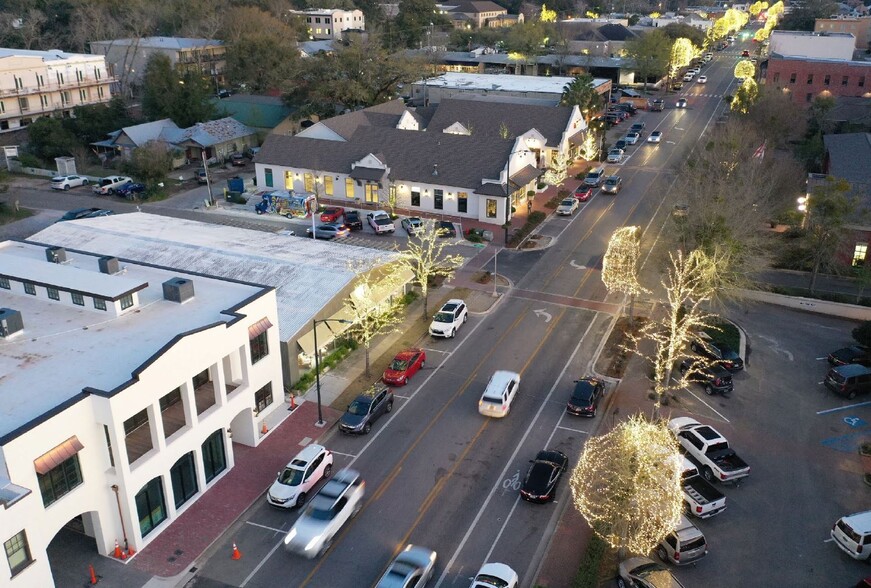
[[401, 216, 423, 235], [676, 98, 688, 109], [648, 131, 663, 144], [832, 510, 871, 561], [556, 198, 579, 216], [690, 335, 744, 371], [683, 73, 695, 82], [470, 563, 518, 588], [85, 208, 115, 218], [651, 99, 665, 111], [50, 175, 89, 190], [617, 557, 687, 588], [614, 139, 628, 151], [574, 186, 593, 201], [658, 515, 708, 565], [601, 176, 623, 195], [116, 182, 146, 200], [429, 299, 468, 338], [520, 449, 568, 503], [669, 417, 750, 484], [367, 210, 396, 234], [283, 468, 364, 558], [375, 545, 437, 588], [196, 168, 208, 184], [828, 345, 871, 367], [306, 223, 350, 240], [437, 220, 457, 238], [678, 357, 733, 396], [382, 348, 426, 386], [566, 377, 604, 417], [825, 364, 871, 399], [478, 371, 520, 418], [320, 207, 345, 223], [344, 210, 363, 230], [339, 385, 394, 434], [267, 444, 334, 509], [629, 122, 645, 133], [584, 166, 606, 187], [57, 208, 111, 222], [606, 149, 624, 163], [679, 457, 727, 518], [624, 132, 640, 145], [229, 152, 246, 166], [613, 102, 637, 115], [93, 175, 133, 195]]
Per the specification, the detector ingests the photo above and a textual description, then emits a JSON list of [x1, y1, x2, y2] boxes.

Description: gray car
[[401, 216, 423, 235], [617, 556, 686, 588], [339, 385, 394, 434], [375, 545, 437, 588]]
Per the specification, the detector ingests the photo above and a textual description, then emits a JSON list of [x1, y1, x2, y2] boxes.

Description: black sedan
[[520, 449, 568, 503], [690, 337, 744, 371], [566, 377, 604, 417], [116, 182, 146, 200], [438, 220, 457, 238], [828, 345, 871, 367], [679, 357, 734, 396]]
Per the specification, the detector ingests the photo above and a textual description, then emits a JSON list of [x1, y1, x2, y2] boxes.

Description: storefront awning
[[297, 306, 355, 356], [509, 165, 544, 190], [248, 317, 273, 339], [34, 436, 84, 475], [568, 130, 586, 145], [349, 167, 386, 181]]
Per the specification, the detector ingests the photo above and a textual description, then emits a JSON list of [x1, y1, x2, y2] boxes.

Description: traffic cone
[[261, 422, 268, 435], [113, 540, 122, 559], [231, 542, 242, 560], [127, 545, 136, 557], [89, 564, 98, 584], [289, 395, 297, 411]]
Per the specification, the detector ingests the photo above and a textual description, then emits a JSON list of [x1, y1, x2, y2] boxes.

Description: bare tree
[[395, 219, 465, 318]]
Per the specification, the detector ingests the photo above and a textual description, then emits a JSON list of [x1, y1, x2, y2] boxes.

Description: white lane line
[[328, 450, 358, 458], [434, 316, 598, 588], [421, 347, 450, 354], [393, 394, 411, 400], [240, 541, 284, 587], [246, 522, 286, 534], [823, 538, 834, 543], [673, 379, 731, 423], [817, 400, 871, 415], [556, 425, 589, 435], [816, 357, 827, 360], [482, 495, 522, 564]]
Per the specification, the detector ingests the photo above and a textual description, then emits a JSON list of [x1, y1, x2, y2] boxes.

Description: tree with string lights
[[602, 226, 648, 318], [395, 219, 465, 318], [570, 415, 684, 559]]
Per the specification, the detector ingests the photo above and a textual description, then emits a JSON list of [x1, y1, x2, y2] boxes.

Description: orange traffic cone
[[289, 395, 297, 411], [231, 542, 242, 560], [89, 564, 98, 585], [113, 540, 122, 559], [261, 422, 268, 435], [127, 545, 136, 557]]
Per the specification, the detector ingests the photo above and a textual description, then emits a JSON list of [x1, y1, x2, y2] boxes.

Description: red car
[[382, 348, 426, 386], [573, 186, 593, 202], [320, 207, 345, 223]]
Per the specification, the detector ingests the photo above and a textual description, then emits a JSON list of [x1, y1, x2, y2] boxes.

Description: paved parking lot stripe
[[392, 394, 411, 400], [246, 522, 286, 534], [420, 347, 450, 354], [817, 400, 871, 415], [328, 451, 357, 458]]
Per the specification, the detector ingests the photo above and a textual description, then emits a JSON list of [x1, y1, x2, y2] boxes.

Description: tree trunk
[[422, 289, 429, 320], [809, 257, 821, 294], [364, 344, 371, 377]]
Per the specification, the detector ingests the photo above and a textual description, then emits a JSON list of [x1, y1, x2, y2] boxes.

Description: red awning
[[248, 317, 273, 339], [34, 436, 84, 475]]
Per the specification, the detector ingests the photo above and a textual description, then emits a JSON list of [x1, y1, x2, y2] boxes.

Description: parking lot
[[661, 302, 871, 587]]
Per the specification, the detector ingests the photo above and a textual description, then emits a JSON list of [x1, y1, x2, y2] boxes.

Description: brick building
[[764, 54, 871, 105]]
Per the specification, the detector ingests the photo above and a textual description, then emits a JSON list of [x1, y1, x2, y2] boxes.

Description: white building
[[289, 9, 365, 40], [0, 238, 283, 586], [769, 30, 856, 61], [0, 48, 113, 133]]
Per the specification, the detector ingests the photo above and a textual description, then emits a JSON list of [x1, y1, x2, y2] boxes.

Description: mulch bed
[[601, 316, 647, 378]]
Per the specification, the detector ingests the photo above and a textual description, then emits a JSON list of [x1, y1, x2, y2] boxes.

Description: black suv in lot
[[679, 358, 734, 396], [343, 210, 363, 231], [690, 337, 744, 371]]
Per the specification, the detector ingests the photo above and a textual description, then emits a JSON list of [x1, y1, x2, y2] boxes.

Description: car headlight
[[284, 528, 297, 545], [305, 536, 321, 551]]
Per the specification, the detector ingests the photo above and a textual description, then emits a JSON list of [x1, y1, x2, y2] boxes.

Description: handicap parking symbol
[[844, 416, 867, 428]]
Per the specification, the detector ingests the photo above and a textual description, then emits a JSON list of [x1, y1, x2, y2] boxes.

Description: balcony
[[0, 77, 117, 98]]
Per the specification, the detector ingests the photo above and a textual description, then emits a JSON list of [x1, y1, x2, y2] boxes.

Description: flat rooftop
[[417, 72, 611, 94], [31, 212, 395, 341], [0, 239, 267, 440]]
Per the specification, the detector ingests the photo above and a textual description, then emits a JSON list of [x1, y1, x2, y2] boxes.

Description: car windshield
[[722, 348, 740, 360], [278, 467, 305, 486], [306, 503, 337, 521], [561, 199, 574, 206], [475, 575, 510, 588], [434, 312, 454, 323], [390, 359, 409, 371], [606, 179, 618, 185], [347, 399, 371, 416]]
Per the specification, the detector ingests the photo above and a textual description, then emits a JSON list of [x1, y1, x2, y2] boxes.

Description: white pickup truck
[[680, 458, 726, 519], [92, 175, 132, 195], [367, 210, 395, 234], [669, 417, 750, 484]]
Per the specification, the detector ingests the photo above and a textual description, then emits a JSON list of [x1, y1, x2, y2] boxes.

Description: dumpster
[[227, 176, 245, 193]]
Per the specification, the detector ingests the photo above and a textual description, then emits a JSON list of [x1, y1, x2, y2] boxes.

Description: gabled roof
[[213, 94, 294, 129], [825, 97, 871, 125], [118, 119, 181, 147], [824, 133, 871, 189], [316, 99, 409, 140], [425, 98, 573, 146], [597, 23, 638, 41], [299, 40, 336, 56], [448, 0, 507, 13], [257, 124, 516, 190], [175, 117, 256, 147]]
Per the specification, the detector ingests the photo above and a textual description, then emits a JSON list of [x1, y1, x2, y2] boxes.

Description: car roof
[[286, 443, 326, 468], [842, 510, 871, 531], [535, 449, 565, 464], [835, 364, 871, 376], [395, 348, 421, 360]]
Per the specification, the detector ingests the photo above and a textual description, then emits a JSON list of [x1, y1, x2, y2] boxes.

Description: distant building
[[768, 30, 856, 61], [764, 54, 871, 105], [819, 133, 871, 266], [437, 1, 517, 29], [814, 16, 871, 52], [289, 9, 365, 40], [0, 48, 114, 133], [89, 37, 225, 95], [213, 94, 295, 133], [554, 21, 639, 57]]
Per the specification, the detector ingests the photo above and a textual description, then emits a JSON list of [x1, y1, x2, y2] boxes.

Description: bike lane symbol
[[502, 471, 521, 492]]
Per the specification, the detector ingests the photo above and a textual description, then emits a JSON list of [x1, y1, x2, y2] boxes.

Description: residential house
[[298, 40, 337, 58], [252, 98, 587, 233], [819, 133, 871, 266], [763, 54, 871, 105], [824, 96, 871, 131], [0, 48, 113, 133], [0, 237, 282, 587], [554, 21, 639, 57], [289, 9, 365, 40], [89, 37, 225, 95]]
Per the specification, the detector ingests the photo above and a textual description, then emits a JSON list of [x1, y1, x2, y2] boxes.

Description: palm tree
[[560, 74, 602, 120]]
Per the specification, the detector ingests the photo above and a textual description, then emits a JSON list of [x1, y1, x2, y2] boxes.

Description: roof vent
[[46, 247, 66, 264], [99, 256, 120, 275], [0, 308, 24, 339], [162, 277, 195, 303]]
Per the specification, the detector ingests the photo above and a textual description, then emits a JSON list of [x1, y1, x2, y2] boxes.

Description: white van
[[832, 510, 871, 560], [583, 166, 606, 187], [478, 371, 520, 418]]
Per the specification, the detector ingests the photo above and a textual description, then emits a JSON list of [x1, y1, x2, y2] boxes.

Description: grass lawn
[[0, 201, 33, 225]]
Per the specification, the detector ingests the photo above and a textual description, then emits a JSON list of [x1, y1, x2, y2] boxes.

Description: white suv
[[367, 210, 395, 234], [284, 468, 365, 558], [429, 299, 468, 338], [266, 444, 333, 509], [478, 371, 520, 418], [93, 175, 133, 195]]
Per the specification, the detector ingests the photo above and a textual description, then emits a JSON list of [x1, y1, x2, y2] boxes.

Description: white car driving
[[606, 148, 624, 163], [429, 299, 468, 338], [266, 444, 333, 509], [377, 545, 437, 588], [698, 75, 708, 84], [556, 198, 579, 216], [647, 131, 663, 144], [478, 371, 520, 418], [284, 468, 365, 558]]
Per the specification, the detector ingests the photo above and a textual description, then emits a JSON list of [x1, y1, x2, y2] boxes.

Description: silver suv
[[657, 515, 708, 565]]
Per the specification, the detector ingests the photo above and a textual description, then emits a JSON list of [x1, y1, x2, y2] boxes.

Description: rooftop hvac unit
[[99, 256, 120, 275], [162, 277, 195, 303], [0, 308, 24, 338], [45, 247, 67, 264]]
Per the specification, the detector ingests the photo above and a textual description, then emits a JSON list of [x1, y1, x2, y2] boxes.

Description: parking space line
[[246, 522, 286, 534], [677, 383, 731, 423], [556, 425, 589, 435], [420, 347, 450, 354], [817, 400, 871, 415], [393, 394, 411, 400], [328, 451, 357, 458]]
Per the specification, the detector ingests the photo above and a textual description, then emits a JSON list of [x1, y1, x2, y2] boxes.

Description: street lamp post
[[312, 318, 352, 426]]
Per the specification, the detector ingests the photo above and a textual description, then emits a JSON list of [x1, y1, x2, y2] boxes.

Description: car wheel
[[616, 578, 627, 588], [849, 390, 858, 399], [450, 328, 456, 338], [323, 464, 332, 479], [679, 365, 687, 375], [319, 536, 333, 557], [284, 213, 293, 218], [363, 422, 372, 434], [702, 466, 714, 482], [657, 546, 668, 562], [691, 342, 699, 352], [82, 179, 89, 185], [704, 384, 714, 396], [421, 360, 425, 368], [463, 314, 468, 323], [108, 188, 115, 194], [352, 500, 363, 518], [295, 492, 307, 508], [386, 401, 393, 413], [401, 376, 407, 385], [63, 185, 70, 191]]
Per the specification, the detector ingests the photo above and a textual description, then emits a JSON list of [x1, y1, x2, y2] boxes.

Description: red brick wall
[[764, 57, 871, 105]]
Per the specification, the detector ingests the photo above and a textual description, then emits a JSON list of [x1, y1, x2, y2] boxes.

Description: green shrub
[[466, 233, 483, 243], [705, 319, 740, 351], [507, 210, 547, 246], [15, 153, 41, 168], [572, 535, 607, 588], [400, 291, 419, 305], [293, 338, 357, 391]]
